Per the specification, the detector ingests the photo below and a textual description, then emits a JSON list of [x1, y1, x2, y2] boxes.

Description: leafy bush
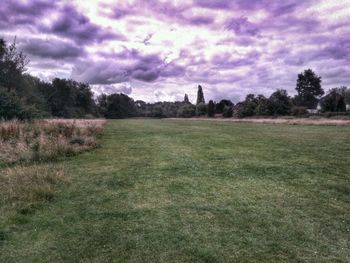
[[177, 104, 196, 118], [234, 103, 254, 118], [215, 99, 233, 114]]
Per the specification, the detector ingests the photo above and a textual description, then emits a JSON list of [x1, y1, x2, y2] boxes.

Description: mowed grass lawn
[[1, 119, 350, 262]]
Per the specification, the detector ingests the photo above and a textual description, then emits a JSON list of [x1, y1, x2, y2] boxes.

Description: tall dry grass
[[0, 119, 106, 164], [0, 119, 105, 227], [0, 165, 68, 232], [0, 165, 67, 211]]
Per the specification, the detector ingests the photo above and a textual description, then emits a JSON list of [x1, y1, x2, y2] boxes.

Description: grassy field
[[1, 119, 350, 262]]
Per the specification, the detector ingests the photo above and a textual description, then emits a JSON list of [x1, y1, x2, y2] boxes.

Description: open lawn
[[1, 119, 350, 262]]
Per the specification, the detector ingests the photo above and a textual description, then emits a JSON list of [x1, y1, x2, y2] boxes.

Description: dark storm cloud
[[160, 63, 186, 78], [20, 38, 84, 59], [41, 5, 124, 44], [0, 0, 56, 29], [0, 0, 349, 102], [72, 50, 185, 85]]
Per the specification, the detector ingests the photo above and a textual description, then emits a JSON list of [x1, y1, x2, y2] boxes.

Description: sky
[[1, 0, 350, 103]]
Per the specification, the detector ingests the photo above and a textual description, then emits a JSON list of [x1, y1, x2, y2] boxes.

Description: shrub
[[177, 104, 196, 118], [234, 103, 255, 118]]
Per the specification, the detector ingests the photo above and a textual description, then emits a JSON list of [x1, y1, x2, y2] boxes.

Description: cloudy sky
[[1, 0, 350, 102]]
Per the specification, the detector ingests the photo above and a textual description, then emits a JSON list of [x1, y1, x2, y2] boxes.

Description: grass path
[[1, 119, 350, 262]]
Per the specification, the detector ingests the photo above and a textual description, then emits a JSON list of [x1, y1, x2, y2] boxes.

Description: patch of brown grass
[[0, 166, 66, 241], [0, 165, 66, 206], [0, 119, 106, 164]]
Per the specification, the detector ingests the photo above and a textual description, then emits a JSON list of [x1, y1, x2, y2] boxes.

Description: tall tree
[[207, 100, 215, 117], [184, 94, 189, 103], [295, 69, 324, 108], [269, 89, 292, 115], [255, 95, 271, 116], [104, 93, 137, 119], [196, 85, 205, 105], [320, 88, 346, 112], [0, 38, 28, 91]]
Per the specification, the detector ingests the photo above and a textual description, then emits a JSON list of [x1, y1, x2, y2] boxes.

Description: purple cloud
[[41, 5, 124, 44], [0, 0, 349, 102], [72, 49, 184, 85], [226, 17, 260, 36], [0, 0, 56, 29], [188, 15, 214, 26], [194, 0, 232, 9], [212, 51, 261, 68], [20, 38, 84, 59]]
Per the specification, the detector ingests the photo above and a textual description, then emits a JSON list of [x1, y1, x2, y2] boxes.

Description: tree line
[[0, 38, 349, 120]]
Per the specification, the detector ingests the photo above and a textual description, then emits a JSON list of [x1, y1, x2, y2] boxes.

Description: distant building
[[307, 108, 318, 114], [306, 99, 322, 114]]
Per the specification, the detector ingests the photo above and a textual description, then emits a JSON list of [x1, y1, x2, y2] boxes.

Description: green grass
[[1, 119, 350, 262]]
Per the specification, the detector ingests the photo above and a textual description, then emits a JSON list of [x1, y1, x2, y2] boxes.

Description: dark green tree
[[215, 99, 233, 114], [196, 85, 205, 105], [343, 87, 350, 105], [255, 95, 271, 116], [184, 94, 189, 103], [104, 93, 137, 119], [295, 69, 324, 108], [0, 88, 23, 119], [222, 105, 233, 118], [235, 94, 257, 117], [207, 100, 215, 117], [45, 78, 97, 118], [196, 102, 207, 116], [269, 89, 292, 115], [177, 104, 196, 118], [320, 88, 346, 112], [97, 94, 108, 116], [0, 38, 28, 92]]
